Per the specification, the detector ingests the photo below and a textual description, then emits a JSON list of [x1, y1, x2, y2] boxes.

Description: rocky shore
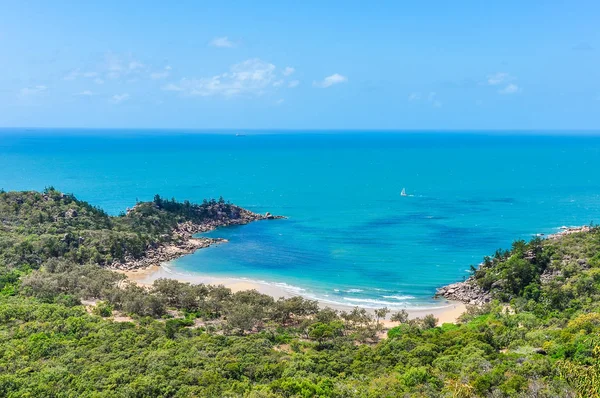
[[111, 207, 284, 271], [435, 277, 492, 305], [435, 225, 592, 305]]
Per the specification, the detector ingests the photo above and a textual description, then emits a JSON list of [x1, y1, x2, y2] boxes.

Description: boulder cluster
[[111, 208, 283, 271], [435, 279, 492, 305]]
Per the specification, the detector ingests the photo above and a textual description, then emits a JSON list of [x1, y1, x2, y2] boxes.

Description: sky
[[0, 0, 599, 130]]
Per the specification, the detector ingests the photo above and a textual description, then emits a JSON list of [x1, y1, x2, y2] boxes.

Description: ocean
[[1, 129, 599, 309]]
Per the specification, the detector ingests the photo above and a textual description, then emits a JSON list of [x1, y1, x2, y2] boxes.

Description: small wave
[[271, 282, 306, 293], [237, 277, 306, 293], [382, 295, 415, 300], [158, 264, 446, 311], [338, 297, 452, 310], [345, 289, 363, 293], [343, 297, 410, 306], [160, 264, 175, 274]]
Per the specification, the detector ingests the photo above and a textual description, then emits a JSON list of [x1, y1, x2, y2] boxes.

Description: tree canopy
[[0, 189, 599, 397]]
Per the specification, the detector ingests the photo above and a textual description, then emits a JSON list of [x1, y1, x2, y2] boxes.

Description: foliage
[[0, 190, 599, 396]]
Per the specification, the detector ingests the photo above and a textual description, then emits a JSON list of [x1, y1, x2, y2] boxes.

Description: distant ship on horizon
[[400, 188, 407, 197]]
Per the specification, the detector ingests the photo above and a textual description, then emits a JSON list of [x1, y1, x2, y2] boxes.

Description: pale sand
[[117, 265, 466, 326]]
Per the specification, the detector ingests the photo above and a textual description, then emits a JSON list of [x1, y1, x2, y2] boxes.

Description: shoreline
[[435, 225, 593, 304], [110, 206, 284, 271], [118, 264, 467, 325], [116, 225, 593, 325]]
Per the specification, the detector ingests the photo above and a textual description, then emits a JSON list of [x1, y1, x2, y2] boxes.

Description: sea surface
[[2, 129, 600, 309]]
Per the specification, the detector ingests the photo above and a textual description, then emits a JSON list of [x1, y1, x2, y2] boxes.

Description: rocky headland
[[435, 225, 592, 305], [111, 204, 284, 271], [435, 278, 492, 305]]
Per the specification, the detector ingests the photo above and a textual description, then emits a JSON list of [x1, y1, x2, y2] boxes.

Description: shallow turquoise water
[[1, 130, 600, 308]]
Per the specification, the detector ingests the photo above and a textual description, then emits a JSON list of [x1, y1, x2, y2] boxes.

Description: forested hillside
[[0, 189, 599, 397]]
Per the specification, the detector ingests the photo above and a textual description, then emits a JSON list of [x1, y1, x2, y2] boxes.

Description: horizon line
[[2, 127, 600, 134]]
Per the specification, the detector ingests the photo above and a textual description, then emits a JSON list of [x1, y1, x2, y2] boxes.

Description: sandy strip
[[117, 265, 466, 326]]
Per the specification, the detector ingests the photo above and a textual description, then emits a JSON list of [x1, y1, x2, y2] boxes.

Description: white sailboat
[[400, 188, 407, 197]]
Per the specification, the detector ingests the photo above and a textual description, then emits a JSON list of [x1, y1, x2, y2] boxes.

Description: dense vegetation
[[0, 187, 235, 273], [1, 190, 599, 397]]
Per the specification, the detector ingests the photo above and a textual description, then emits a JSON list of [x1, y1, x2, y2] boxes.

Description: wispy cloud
[[486, 72, 521, 95], [105, 53, 145, 79], [498, 83, 520, 95], [150, 66, 172, 80], [210, 36, 235, 48], [428, 92, 442, 107], [275, 98, 285, 105], [162, 83, 184, 92], [313, 73, 347, 88], [111, 93, 130, 104], [408, 92, 421, 101], [283, 67, 295, 76], [18, 85, 47, 98], [288, 80, 300, 88], [75, 90, 95, 96], [487, 72, 512, 86], [64, 69, 98, 81], [64, 53, 148, 84], [162, 58, 277, 97], [407, 91, 442, 107]]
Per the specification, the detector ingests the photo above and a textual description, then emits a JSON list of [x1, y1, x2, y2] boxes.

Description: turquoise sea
[[1, 130, 600, 309]]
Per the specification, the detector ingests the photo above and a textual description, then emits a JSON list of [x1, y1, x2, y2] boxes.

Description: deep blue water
[[2, 129, 600, 308]]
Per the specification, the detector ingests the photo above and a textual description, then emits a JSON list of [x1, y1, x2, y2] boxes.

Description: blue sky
[[1, 0, 599, 130]]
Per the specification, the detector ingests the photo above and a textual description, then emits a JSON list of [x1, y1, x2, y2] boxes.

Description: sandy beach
[[118, 264, 467, 325]]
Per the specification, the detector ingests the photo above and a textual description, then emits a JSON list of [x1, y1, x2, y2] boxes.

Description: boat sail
[[400, 188, 407, 197]]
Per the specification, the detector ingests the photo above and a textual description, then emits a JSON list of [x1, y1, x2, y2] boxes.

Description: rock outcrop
[[436, 225, 593, 305], [435, 278, 492, 305], [111, 206, 284, 271]]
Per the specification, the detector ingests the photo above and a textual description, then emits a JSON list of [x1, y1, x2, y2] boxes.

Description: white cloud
[[288, 80, 300, 88], [111, 93, 130, 103], [150, 66, 172, 80], [105, 53, 145, 79], [128, 61, 144, 71], [162, 83, 184, 92], [273, 80, 284, 87], [283, 67, 295, 76], [485, 72, 521, 95], [150, 71, 169, 80], [75, 90, 95, 96], [19, 85, 47, 98], [313, 73, 347, 88], [64, 69, 98, 81], [407, 91, 441, 107], [163, 58, 277, 97], [487, 72, 511, 86], [408, 92, 421, 101], [65, 53, 147, 83], [276, 98, 285, 105], [428, 92, 442, 107], [64, 69, 80, 81], [210, 36, 235, 48], [499, 83, 520, 95]]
